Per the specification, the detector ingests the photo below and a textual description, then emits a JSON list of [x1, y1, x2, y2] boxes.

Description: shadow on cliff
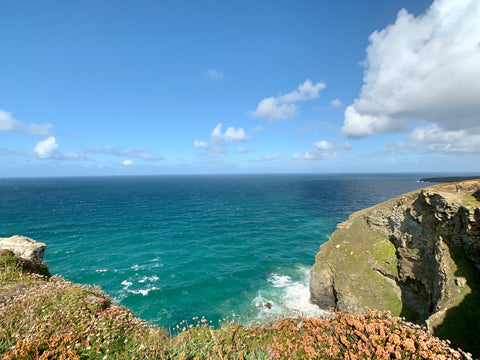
[[433, 248, 480, 358], [394, 194, 480, 357], [473, 189, 480, 202]]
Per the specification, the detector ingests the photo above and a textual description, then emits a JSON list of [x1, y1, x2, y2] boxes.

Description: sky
[[1, 0, 479, 177]]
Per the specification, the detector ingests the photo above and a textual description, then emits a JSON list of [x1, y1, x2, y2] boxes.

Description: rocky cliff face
[[310, 180, 480, 352]]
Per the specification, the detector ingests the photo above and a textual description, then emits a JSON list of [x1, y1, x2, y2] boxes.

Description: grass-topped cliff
[[310, 179, 480, 358], [0, 245, 474, 359]]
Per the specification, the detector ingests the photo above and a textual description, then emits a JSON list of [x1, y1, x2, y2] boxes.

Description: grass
[[463, 194, 480, 207], [0, 251, 475, 359], [0, 249, 50, 283], [320, 216, 403, 316]]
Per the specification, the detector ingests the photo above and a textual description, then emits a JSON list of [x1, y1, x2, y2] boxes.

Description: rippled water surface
[[0, 174, 427, 328]]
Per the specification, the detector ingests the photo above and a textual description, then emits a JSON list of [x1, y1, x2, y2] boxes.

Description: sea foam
[[253, 266, 325, 319]]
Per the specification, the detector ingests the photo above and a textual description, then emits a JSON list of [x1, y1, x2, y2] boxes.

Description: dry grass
[[0, 252, 475, 359]]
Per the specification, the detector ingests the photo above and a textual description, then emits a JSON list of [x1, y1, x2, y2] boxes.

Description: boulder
[[0, 235, 46, 262]]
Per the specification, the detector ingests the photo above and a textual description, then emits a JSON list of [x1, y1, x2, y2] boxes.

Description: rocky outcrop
[[310, 180, 480, 353], [0, 235, 46, 262]]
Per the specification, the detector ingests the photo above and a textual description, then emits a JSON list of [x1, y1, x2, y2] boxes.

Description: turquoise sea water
[[0, 174, 428, 329]]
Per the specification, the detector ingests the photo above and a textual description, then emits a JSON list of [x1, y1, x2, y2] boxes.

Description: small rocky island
[[310, 179, 480, 355]]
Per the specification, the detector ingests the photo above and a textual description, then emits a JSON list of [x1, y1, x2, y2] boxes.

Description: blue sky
[[1, 0, 479, 177]]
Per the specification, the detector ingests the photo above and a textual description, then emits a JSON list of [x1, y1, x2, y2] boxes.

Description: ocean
[[0, 173, 428, 329]]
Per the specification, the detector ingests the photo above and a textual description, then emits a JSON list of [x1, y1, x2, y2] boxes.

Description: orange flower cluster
[[5, 334, 80, 360], [261, 311, 467, 360], [1, 253, 474, 359], [173, 310, 470, 360]]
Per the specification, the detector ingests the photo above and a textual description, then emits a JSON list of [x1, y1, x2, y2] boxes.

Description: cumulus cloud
[[343, 106, 406, 138], [0, 110, 23, 132], [85, 146, 164, 161], [33, 136, 84, 160], [203, 68, 224, 79], [122, 160, 133, 166], [248, 79, 326, 121], [293, 140, 351, 161], [34, 137, 60, 158], [342, 0, 480, 142], [312, 140, 335, 151], [0, 109, 52, 136], [276, 79, 326, 103], [193, 140, 208, 149], [249, 98, 298, 121], [211, 123, 248, 144], [194, 123, 250, 156]]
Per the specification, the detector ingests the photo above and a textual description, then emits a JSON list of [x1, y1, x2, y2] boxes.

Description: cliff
[[310, 179, 480, 355], [1, 237, 475, 359]]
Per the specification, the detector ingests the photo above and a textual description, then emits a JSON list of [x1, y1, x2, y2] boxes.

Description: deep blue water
[[0, 173, 428, 329]]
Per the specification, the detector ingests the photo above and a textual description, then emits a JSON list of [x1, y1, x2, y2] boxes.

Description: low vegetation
[[0, 252, 474, 359]]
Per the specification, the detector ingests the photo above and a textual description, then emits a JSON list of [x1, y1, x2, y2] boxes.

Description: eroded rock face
[[0, 235, 46, 262], [310, 180, 480, 332]]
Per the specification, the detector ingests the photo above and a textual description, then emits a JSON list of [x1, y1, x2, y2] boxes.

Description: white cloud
[[409, 124, 480, 153], [313, 140, 335, 151], [34, 137, 60, 159], [294, 140, 351, 161], [224, 126, 248, 142], [293, 149, 337, 161], [277, 79, 326, 103], [330, 98, 342, 107], [248, 79, 326, 121], [211, 123, 248, 144], [193, 140, 208, 149], [33, 136, 84, 160], [122, 160, 133, 166], [85, 146, 164, 161], [342, 0, 480, 140], [0, 110, 23, 132], [0, 109, 52, 136], [343, 106, 406, 139], [203, 68, 224, 79], [194, 123, 250, 156], [248, 97, 298, 121]]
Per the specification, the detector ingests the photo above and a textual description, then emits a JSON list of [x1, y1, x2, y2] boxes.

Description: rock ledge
[[0, 235, 46, 262]]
